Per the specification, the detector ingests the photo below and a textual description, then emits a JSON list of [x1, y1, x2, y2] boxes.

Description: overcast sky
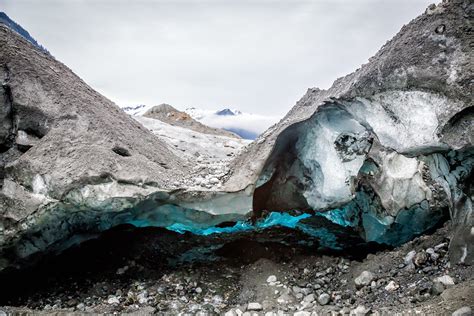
[[1, 0, 433, 116]]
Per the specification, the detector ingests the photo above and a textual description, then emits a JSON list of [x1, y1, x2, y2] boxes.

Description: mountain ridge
[[0, 12, 50, 55]]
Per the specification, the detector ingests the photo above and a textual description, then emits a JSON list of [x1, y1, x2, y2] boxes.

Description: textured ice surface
[[296, 106, 371, 210], [163, 212, 311, 236], [345, 91, 458, 152]]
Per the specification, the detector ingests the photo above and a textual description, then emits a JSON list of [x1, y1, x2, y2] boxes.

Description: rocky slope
[[0, 0, 472, 293]]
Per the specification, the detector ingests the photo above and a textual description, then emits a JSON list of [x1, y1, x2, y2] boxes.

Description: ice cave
[[0, 0, 473, 314]]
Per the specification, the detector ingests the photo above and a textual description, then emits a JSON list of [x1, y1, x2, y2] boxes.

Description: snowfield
[[134, 116, 251, 190]]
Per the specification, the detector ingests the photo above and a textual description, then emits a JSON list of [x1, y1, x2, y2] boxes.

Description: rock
[[303, 294, 315, 303], [425, 248, 439, 261], [431, 281, 445, 295], [107, 296, 120, 305], [212, 295, 224, 304], [351, 305, 369, 316], [294, 312, 311, 316], [354, 271, 375, 288], [247, 303, 263, 311], [137, 291, 148, 304], [267, 275, 277, 283], [452, 307, 472, 316], [435, 243, 448, 251], [384, 281, 399, 292], [116, 265, 129, 275], [318, 293, 330, 305], [277, 293, 293, 304], [76, 303, 85, 311], [404, 250, 417, 265], [434, 275, 455, 287], [195, 287, 203, 294], [0, 311, 6, 316], [414, 251, 429, 267], [225, 310, 237, 316]]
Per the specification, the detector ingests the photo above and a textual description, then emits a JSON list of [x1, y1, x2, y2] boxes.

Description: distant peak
[[215, 108, 242, 116]]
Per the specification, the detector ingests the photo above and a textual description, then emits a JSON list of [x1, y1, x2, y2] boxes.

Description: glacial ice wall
[[254, 91, 473, 249]]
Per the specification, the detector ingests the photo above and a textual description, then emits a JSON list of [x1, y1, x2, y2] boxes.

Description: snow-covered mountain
[[185, 107, 279, 140], [121, 105, 280, 140]]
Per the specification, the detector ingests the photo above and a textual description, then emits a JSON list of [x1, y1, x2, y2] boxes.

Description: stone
[[247, 303, 263, 311], [318, 293, 331, 305], [404, 250, 417, 265], [107, 296, 120, 305], [434, 275, 455, 287], [225, 310, 237, 316], [303, 294, 315, 303], [384, 281, 399, 292], [431, 281, 445, 295], [267, 275, 277, 283], [414, 251, 429, 267], [137, 291, 148, 304], [452, 307, 472, 316], [116, 265, 129, 275], [354, 271, 375, 288], [294, 312, 311, 316], [195, 287, 203, 294], [351, 305, 369, 316]]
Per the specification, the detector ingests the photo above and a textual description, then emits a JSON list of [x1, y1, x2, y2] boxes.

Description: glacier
[[0, 0, 473, 270]]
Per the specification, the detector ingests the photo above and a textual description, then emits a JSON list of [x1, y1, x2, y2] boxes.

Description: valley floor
[[0, 223, 472, 315]]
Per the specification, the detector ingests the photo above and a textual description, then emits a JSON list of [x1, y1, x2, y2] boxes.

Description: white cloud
[[1, 0, 434, 118]]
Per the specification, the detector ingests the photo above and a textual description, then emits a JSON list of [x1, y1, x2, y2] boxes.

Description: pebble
[[116, 265, 129, 275], [434, 275, 455, 286], [452, 306, 472, 316], [318, 293, 330, 305], [247, 302, 263, 311], [294, 312, 311, 316], [137, 291, 148, 304], [414, 251, 428, 267], [354, 271, 375, 288], [351, 305, 369, 315], [404, 250, 417, 265], [384, 281, 399, 292], [303, 294, 315, 303], [431, 281, 445, 295], [107, 296, 120, 305], [195, 287, 203, 294], [434, 243, 448, 251], [267, 275, 277, 283], [425, 248, 439, 261]]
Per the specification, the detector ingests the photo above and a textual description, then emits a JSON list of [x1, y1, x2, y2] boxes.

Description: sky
[[1, 0, 434, 116]]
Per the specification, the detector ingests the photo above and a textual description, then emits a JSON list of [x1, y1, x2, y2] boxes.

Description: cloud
[[2, 0, 434, 117]]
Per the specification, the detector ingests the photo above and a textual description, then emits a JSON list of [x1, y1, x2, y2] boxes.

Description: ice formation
[[0, 0, 472, 270]]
